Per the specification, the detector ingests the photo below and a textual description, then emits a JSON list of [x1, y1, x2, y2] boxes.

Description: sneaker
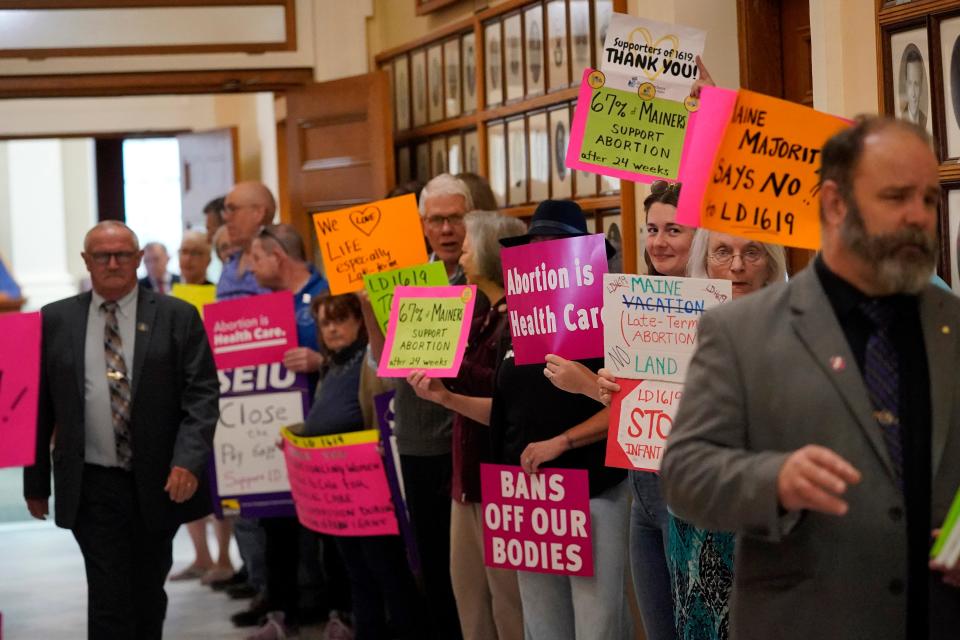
[[245, 611, 297, 639], [322, 612, 354, 640]]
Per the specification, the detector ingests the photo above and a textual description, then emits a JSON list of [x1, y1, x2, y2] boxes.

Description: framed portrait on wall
[[948, 189, 960, 294], [487, 120, 508, 207], [941, 17, 960, 158], [415, 141, 430, 181], [594, 0, 614, 71], [525, 5, 545, 97], [528, 111, 549, 202], [464, 129, 480, 174], [889, 28, 932, 138], [447, 133, 463, 175], [504, 13, 524, 102], [485, 21, 504, 108], [412, 50, 428, 128], [444, 38, 462, 119], [397, 146, 412, 184], [507, 116, 528, 205], [393, 55, 411, 132], [427, 44, 444, 123], [463, 32, 478, 112], [431, 136, 447, 176], [549, 104, 572, 199], [600, 174, 620, 195], [570, 0, 591, 75], [546, 0, 569, 91]]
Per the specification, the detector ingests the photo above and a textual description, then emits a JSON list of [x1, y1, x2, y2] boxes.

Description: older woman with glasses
[[666, 229, 786, 640]]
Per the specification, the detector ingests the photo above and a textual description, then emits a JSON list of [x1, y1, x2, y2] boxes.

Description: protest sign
[[211, 362, 309, 518], [602, 273, 730, 382], [605, 378, 683, 472], [502, 234, 608, 365], [282, 427, 399, 537], [203, 291, 297, 370], [313, 193, 429, 295], [481, 464, 593, 576], [377, 284, 476, 377], [674, 85, 739, 227], [699, 89, 849, 249], [601, 14, 707, 102], [171, 283, 216, 317], [0, 311, 40, 468], [363, 261, 448, 334]]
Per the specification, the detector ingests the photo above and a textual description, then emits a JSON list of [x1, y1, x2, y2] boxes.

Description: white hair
[[418, 173, 474, 215], [686, 229, 787, 284]]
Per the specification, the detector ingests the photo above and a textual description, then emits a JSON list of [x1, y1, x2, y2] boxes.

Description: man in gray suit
[[24, 221, 219, 639], [662, 116, 960, 639]]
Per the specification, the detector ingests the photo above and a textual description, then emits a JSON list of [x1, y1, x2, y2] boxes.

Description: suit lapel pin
[[137, 322, 149, 332], [942, 325, 950, 335], [829, 356, 845, 372]]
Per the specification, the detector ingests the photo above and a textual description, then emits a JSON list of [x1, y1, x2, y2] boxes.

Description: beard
[[839, 196, 937, 295]]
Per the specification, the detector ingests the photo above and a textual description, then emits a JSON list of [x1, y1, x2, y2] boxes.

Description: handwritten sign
[[481, 464, 593, 576], [700, 89, 849, 249], [502, 234, 608, 365], [602, 273, 730, 382], [601, 14, 706, 102], [282, 428, 399, 537], [203, 291, 297, 370], [313, 193, 429, 295], [675, 85, 740, 227], [605, 378, 682, 472], [363, 261, 448, 334], [211, 362, 308, 518], [171, 283, 216, 317], [0, 311, 40, 468], [567, 68, 689, 182], [378, 285, 476, 377]]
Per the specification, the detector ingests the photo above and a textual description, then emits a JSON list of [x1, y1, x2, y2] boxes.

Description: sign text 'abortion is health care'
[[481, 464, 593, 576], [204, 291, 297, 370]]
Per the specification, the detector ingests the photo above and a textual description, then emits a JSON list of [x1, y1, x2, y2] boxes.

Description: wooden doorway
[[737, 0, 815, 274]]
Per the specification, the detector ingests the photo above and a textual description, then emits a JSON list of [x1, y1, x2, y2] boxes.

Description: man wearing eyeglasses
[[218, 181, 275, 300], [24, 220, 219, 640], [662, 117, 960, 639]]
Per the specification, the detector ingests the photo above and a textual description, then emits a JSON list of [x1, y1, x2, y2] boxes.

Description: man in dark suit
[[662, 116, 960, 639], [24, 220, 219, 640], [139, 241, 181, 293]]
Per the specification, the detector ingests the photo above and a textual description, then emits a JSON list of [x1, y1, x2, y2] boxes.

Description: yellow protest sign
[[313, 193, 429, 294], [700, 90, 849, 250], [171, 283, 217, 317]]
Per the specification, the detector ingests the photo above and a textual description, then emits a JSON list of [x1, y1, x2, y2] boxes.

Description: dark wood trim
[[736, 0, 784, 99], [500, 195, 622, 219], [0, 129, 189, 142], [938, 181, 956, 284], [0, 67, 314, 99], [877, 0, 956, 25], [374, 15, 475, 63], [0, 0, 295, 58], [415, 0, 460, 16], [95, 138, 126, 223]]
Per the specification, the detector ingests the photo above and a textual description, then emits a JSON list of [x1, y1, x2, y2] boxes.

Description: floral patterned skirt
[[667, 515, 735, 640]]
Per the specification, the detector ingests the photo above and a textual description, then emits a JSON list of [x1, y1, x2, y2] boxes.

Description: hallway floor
[[0, 520, 327, 639]]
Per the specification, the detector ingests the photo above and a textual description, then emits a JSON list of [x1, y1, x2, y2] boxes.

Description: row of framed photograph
[[390, 0, 613, 132], [395, 102, 620, 207]]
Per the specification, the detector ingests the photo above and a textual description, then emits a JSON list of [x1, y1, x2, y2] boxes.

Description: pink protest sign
[[605, 378, 682, 472], [282, 428, 399, 537], [377, 285, 476, 378], [481, 463, 593, 576], [0, 311, 40, 468], [203, 291, 297, 370], [501, 234, 608, 365], [674, 85, 739, 227]]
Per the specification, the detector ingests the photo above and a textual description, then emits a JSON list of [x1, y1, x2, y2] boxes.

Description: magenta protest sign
[[203, 291, 297, 370], [0, 311, 41, 468], [481, 463, 593, 576], [501, 234, 608, 365]]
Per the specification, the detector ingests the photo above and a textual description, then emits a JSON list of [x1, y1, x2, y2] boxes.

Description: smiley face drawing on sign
[[349, 206, 382, 237]]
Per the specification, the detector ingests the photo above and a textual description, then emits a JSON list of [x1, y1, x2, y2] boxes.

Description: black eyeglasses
[[650, 180, 681, 196], [89, 251, 137, 265]]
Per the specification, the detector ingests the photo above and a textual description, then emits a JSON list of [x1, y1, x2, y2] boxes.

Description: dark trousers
[[261, 516, 351, 622], [72, 464, 178, 640], [336, 535, 425, 640], [400, 452, 462, 640]]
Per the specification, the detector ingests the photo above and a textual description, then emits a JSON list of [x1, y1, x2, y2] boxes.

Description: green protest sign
[[363, 261, 448, 334]]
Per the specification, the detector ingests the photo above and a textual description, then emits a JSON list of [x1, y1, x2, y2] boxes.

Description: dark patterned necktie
[[859, 299, 902, 489], [102, 301, 133, 470]]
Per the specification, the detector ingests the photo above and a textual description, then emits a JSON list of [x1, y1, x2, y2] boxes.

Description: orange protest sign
[[313, 193, 429, 294], [700, 89, 849, 250]]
